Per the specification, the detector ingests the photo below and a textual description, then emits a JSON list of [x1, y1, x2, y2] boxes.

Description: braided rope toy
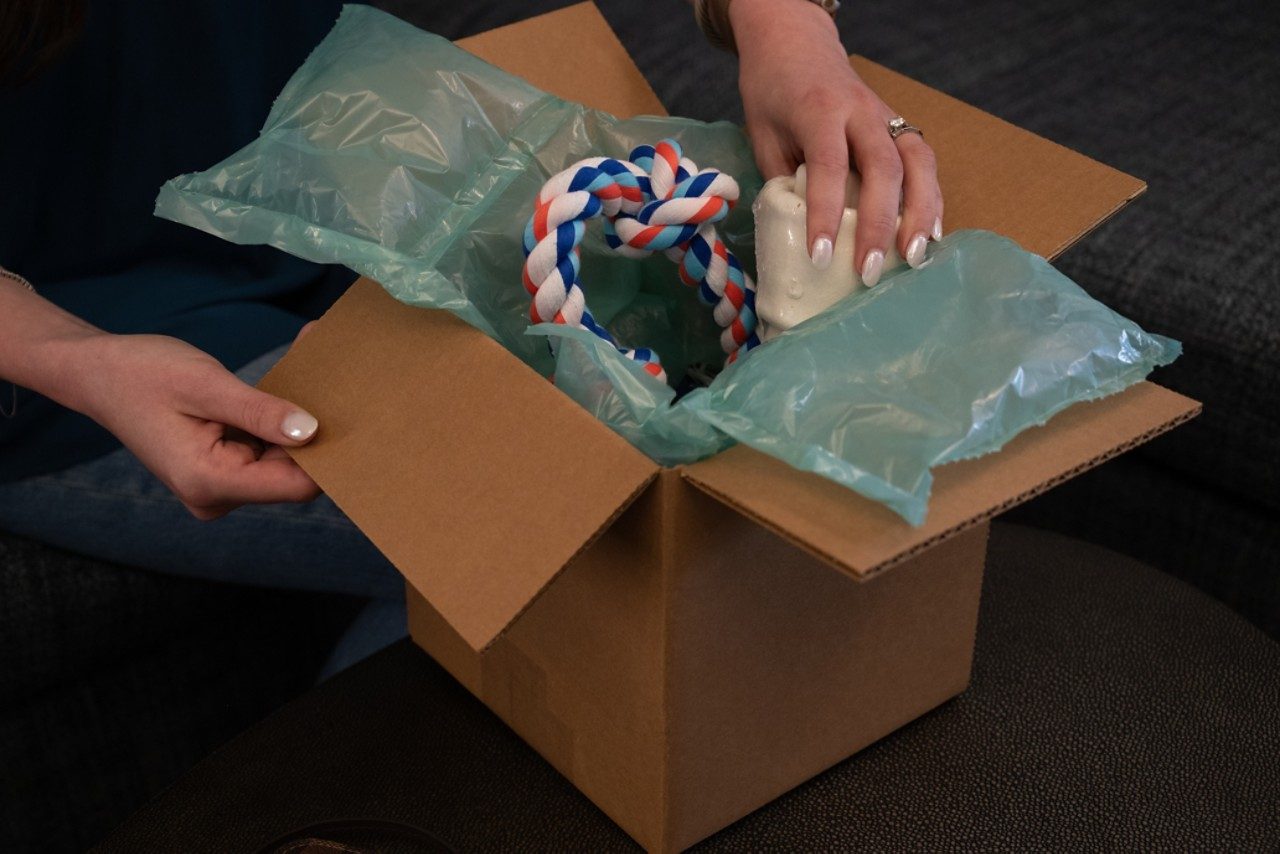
[[521, 139, 759, 384]]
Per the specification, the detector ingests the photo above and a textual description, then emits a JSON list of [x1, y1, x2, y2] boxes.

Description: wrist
[[730, 0, 840, 57], [0, 279, 110, 413], [32, 327, 117, 418]]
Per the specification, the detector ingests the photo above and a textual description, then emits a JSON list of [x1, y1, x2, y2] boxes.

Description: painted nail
[[810, 236, 833, 270], [281, 410, 318, 442], [906, 233, 928, 268], [932, 216, 943, 241], [861, 249, 885, 287]]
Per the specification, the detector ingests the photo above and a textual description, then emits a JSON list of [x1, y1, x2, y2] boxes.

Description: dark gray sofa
[[2, 0, 1275, 850]]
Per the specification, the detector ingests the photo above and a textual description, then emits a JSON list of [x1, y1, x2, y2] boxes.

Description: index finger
[[202, 451, 321, 508]]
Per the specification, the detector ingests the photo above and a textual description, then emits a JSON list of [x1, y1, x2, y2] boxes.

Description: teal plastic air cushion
[[155, 5, 1178, 524]]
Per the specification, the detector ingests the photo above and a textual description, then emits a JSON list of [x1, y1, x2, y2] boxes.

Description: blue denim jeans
[[0, 346, 407, 679]]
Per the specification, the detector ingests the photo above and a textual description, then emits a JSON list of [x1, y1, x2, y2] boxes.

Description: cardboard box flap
[[260, 279, 659, 652], [682, 382, 1200, 581], [457, 3, 666, 117], [849, 56, 1146, 260]]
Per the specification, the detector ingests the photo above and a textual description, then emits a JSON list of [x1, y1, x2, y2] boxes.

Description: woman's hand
[[730, 0, 943, 285], [63, 331, 322, 521], [1, 278, 320, 521]]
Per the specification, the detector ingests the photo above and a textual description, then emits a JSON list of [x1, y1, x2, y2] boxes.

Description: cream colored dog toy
[[752, 164, 905, 342]]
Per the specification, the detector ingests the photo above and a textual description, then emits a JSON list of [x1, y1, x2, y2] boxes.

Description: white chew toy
[[751, 164, 905, 342]]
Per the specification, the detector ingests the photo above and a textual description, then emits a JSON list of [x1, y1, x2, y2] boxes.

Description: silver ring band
[[887, 116, 924, 140]]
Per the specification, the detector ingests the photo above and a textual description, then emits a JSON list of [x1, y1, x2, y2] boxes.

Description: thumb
[[801, 126, 851, 272], [202, 374, 319, 447]]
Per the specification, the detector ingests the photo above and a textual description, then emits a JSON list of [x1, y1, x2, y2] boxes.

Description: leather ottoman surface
[[97, 524, 1280, 852]]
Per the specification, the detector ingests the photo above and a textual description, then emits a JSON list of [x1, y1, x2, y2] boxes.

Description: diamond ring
[[887, 116, 924, 140]]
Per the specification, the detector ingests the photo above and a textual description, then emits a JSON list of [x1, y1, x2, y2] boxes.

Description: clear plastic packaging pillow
[[156, 4, 1179, 524]]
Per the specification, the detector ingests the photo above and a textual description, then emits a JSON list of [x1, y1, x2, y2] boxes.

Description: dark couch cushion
[[0, 534, 359, 853]]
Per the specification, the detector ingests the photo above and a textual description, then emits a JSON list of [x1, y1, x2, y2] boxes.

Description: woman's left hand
[[730, 0, 943, 285]]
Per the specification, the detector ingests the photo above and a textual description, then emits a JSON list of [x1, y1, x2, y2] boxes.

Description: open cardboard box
[[259, 4, 1202, 851]]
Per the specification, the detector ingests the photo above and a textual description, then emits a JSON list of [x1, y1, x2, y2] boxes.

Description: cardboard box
[[259, 5, 1202, 850]]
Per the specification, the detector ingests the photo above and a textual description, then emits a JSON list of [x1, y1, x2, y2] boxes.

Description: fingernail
[[932, 217, 943, 241], [906, 233, 928, 268], [861, 249, 885, 287], [810, 236, 833, 270], [281, 410, 318, 441]]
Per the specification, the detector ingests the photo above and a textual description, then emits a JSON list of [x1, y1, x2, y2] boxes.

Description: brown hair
[[0, 0, 87, 84]]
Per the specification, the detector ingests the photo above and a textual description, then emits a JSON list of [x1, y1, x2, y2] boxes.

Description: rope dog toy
[[521, 139, 759, 384]]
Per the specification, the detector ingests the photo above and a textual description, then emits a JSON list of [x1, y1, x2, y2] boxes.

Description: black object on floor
[[97, 524, 1280, 852]]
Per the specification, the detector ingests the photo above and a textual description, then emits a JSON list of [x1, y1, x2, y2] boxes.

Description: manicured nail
[[810, 236, 833, 270], [906, 233, 928, 268], [281, 410, 318, 441], [861, 249, 885, 287], [932, 216, 943, 241]]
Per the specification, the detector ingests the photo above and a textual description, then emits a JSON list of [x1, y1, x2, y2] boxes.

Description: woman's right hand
[[63, 331, 322, 521], [730, 0, 943, 284]]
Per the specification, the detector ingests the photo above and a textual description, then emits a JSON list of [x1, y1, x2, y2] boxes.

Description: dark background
[[1, 0, 1276, 850]]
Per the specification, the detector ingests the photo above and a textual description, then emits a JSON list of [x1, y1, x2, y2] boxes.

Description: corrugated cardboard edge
[[682, 384, 1201, 583], [874, 406, 1197, 572], [1047, 184, 1147, 260], [657, 471, 681, 852], [955, 522, 990, 679]]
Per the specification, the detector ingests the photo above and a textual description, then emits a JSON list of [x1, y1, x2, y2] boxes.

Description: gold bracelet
[[694, 0, 841, 55], [0, 266, 35, 292]]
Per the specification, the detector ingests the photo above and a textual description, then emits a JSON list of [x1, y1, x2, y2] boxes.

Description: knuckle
[[797, 86, 841, 116], [862, 209, 899, 236], [174, 365, 221, 408], [906, 141, 938, 174], [866, 149, 904, 182], [909, 191, 940, 219], [805, 151, 849, 175], [855, 145, 906, 183], [240, 394, 275, 434], [850, 84, 884, 113]]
